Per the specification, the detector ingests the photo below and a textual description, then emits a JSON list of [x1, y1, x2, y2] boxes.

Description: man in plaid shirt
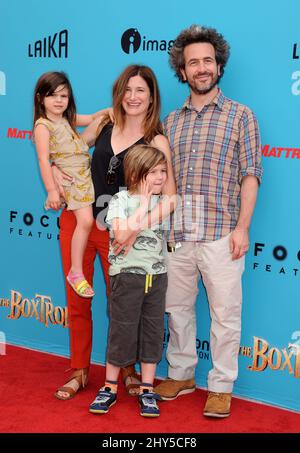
[[155, 25, 262, 418]]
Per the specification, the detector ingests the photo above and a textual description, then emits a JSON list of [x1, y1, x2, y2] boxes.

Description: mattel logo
[[7, 128, 32, 140], [262, 144, 300, 159], [28, 29, 68, 58], [121, 28, 174, 55], [0, 71, 6, 95]]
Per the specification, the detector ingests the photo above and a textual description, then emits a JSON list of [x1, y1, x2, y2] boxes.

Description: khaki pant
[[165, 234, 245, 393]]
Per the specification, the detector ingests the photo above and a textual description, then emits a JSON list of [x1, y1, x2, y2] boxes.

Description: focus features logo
[[9, 210, 60, 241], [121, 27, 174, 55], [28, 29, 68, 58], [252, 242, 300, 277]]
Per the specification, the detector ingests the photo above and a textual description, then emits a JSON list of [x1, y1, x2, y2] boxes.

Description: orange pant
[[59, 209, 110, 369]]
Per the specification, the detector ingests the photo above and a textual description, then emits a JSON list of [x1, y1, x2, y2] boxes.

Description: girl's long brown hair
[[33, 71, 78, 135]]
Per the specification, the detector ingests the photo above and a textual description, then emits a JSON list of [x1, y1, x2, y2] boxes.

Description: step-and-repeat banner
[[1, 0, 299, 412]]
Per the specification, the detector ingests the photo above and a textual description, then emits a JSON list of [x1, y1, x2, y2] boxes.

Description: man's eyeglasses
[[106, 155, 121, 185]]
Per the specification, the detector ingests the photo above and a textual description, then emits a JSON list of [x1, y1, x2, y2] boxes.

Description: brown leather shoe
[[203, 392, 232, 418], [54, 367, 89, 400], [154, 378, 196, 400], [121, 365, 141, 396]]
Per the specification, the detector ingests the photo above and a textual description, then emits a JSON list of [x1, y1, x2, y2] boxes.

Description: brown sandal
[[121, 365, 141, 396], [54, 367, 89, 400]]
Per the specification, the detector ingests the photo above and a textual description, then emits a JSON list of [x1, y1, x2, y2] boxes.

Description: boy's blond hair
[[124, 144, 167, 192]]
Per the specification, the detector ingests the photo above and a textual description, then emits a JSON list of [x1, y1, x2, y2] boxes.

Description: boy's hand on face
[[140, 179, 153, 206]]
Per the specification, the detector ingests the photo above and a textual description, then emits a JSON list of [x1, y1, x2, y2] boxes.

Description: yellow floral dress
[[35, 117, 94, 210]]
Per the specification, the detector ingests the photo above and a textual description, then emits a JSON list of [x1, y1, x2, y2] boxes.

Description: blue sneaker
[[89, 387, 117, 414], [139, 390, 162, 417]]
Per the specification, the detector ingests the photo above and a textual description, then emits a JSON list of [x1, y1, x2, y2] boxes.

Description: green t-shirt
[[106, 190, 167, 276]]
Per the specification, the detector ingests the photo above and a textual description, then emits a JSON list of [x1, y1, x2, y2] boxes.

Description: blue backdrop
[[1, 0, 300, 412]]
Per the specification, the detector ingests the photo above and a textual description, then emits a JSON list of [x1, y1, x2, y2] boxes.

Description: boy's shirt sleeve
[[106, 191, 128, 228]]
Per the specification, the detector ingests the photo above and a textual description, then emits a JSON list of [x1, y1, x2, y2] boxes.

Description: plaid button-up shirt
[[163, 89, 262, 243]]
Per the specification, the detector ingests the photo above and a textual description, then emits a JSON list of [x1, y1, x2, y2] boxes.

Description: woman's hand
[[106, 107, 115, 123], [76, 108, 114, 127], [51, 165, 73, 199], [112, 232, 138, 256]]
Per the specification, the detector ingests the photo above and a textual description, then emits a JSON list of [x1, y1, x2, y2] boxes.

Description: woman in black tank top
[[54, 65, 176, 401], [91, 123, 146, 222]]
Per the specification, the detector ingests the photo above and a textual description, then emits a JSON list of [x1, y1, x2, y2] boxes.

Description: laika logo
[[291, 42, 300, 95], [121, 28, 174, 55], [121, 28, 141, 54], [0, 71, 6, 95], [28, 29, 68, 58]]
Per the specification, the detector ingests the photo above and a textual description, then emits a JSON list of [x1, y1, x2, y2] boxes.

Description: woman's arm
[[76, 108, 109, 127], [76, 107, 114, 127], [80, 116, 105, 147], [112, 205, 147, 244], [35, 124, 61, 210]]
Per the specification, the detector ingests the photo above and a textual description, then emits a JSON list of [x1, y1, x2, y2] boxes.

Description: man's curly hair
[[169, 25, 230, 83]]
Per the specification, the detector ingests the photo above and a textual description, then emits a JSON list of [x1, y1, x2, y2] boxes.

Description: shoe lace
[[208, 392, 227, 401]]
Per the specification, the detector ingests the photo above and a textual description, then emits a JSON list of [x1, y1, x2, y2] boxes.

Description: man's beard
[[188, 72, 219, 95]]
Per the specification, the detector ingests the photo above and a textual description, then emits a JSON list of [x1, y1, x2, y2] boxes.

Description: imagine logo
[[0, 331, 6, 355], [0, 71, 6, 95], [121, 28, 141, 54], [121, 27, 174, 55]]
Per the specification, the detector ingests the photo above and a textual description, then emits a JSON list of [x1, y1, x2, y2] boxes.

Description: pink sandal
[[66, 272, 95, 298]]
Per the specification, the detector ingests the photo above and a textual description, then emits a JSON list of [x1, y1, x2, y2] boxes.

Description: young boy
[[89, 144, 170, 417]]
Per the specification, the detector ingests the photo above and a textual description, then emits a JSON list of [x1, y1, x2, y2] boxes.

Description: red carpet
[[0, 344, 299, 433]]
